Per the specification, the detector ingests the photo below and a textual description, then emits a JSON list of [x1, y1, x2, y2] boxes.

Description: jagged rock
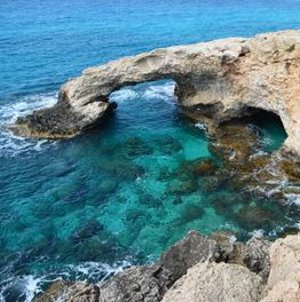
[[33, 281, 100, 302], [156, 230, 218, 290], [244, 237, 271, 281], [209, 231, 245, 265], [33, 280, 71, 302], [261, 234, 300, 302], [97, 230, 220, 302], [66, 284, 100, 302], [161, 262, 265, 302], [11, 30, 300, 157], [34, 231, 300, 302], [98, 266, 161, 302]]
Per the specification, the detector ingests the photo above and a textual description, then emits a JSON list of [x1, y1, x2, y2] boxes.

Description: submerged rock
[[210, 122, 259, 163], [154, 136, 182, 155], [236, 206, 273, 231], [124, 137, 153, 157], [70, 220, 104, 244], [98, 179, 118, 195], [166, 180, 198, 195], [190, 159, 217, 176], [179, 203, 205, 223]]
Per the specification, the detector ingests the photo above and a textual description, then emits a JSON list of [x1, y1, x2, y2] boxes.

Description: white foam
[[194, 122, 207, 131], [285, 193, 300, 206], [250, 229, 265, 238], [229, 235, 237, 245], [143, 82, 175, 104], [110, 82, 175, 105], [0, 260, 132, 302], [0, 275, 43, 302], [0, 93, 57, 157], [110, 88, 138, 103], [65, 260, 131, 283]]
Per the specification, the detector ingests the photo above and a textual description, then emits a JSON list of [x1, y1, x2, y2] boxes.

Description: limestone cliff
[[11, 30, 300, 156]]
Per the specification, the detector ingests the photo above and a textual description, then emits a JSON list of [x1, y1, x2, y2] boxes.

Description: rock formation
[[161, 262, 265, 302], [36, 230, 300, 302], [11, 30, 300, 157], [261, 233, 300, 302]]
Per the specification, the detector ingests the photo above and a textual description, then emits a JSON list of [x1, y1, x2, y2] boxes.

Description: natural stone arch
[[12, 30, 300, 158]]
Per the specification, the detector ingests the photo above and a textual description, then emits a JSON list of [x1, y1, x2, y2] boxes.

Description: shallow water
[[1, 0, 300, 301]]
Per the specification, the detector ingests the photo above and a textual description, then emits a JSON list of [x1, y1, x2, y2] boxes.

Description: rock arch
[[12, 30, 300, 157]]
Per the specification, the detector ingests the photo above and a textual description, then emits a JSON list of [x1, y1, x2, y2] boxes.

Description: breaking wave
[[0, 93, 57, 157], [0, 260, 132, 302], [110, 81, 176, 105]]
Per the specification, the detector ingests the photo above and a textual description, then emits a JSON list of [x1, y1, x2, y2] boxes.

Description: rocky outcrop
[[34, 231, 220, 302], [261, 234, 300, 302], [11, 30, 300, 156], [35, 231, 300, 302], [161, 262, 265, 302], [35, 230, 277, 302]]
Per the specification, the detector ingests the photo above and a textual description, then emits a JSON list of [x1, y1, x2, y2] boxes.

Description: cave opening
[[242, 107, 288, 152]]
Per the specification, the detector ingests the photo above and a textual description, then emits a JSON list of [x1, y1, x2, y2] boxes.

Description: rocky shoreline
[[11, 29, 300, 301], [10, 30, 300, 158], [34, 231, 300, 302]]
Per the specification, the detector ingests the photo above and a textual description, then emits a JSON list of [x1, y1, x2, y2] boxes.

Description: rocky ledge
[[34, 231, 300, 302], [10, 30, 300, 156]]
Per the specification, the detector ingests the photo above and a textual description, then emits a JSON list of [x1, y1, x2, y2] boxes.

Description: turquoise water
[[1, 1, 300, 301]]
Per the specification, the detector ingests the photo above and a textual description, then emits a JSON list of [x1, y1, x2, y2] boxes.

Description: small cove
[[0, 81, 298, 301], [1, 0, 300, 300]]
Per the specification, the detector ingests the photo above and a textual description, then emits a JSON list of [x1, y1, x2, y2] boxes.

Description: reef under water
[[0, 81, 299, 301]]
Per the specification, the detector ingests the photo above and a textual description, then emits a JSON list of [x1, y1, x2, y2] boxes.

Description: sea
[[1, 0, 300, 301]]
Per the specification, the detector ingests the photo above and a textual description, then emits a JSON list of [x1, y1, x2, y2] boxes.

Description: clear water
[[0, 0, 300, 301]]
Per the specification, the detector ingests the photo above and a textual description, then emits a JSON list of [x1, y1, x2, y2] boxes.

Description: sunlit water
[[1, 0, 300, 301]]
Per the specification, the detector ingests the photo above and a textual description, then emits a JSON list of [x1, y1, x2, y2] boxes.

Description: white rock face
[[13, 30, 300, 157], [261, 234, 300, 302], [161, 262, 265, 302]]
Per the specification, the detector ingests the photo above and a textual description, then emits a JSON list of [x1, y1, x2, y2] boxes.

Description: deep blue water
[[1, 0, 300, 301]]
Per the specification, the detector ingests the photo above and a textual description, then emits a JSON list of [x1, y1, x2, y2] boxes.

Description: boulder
[[162, 262, 265, 302], [261, 234, 300, 302]]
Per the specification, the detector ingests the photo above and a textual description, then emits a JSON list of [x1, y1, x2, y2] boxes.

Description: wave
[[0, 260, 131, 302], [285, 193, 300, 206], [143, 82, 175, 103], [110, 81, 176, 105], [110, 88, 138, 103], [0, 93, 57, 157]]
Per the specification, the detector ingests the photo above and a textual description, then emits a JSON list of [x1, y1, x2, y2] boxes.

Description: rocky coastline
[[34, 230, 300, 302], [10, 30, 300, 158], [11, 30, 300, 301]]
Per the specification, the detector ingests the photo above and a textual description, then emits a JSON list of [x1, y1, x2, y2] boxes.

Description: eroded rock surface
[[262, 234, 300, 302], [35, 231, 300, 302], [11, 30, 300, 157], [161, 262, 265, 302]]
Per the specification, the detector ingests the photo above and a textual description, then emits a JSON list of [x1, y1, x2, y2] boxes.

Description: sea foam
[[0, 93, 57, 157]]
